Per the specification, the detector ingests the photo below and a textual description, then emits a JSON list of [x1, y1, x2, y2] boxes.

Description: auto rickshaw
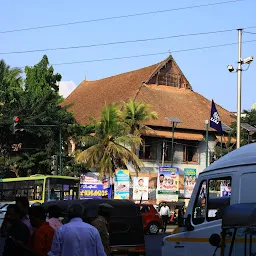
[[209, 203, 256, 256], [43, 199, 146, 256]]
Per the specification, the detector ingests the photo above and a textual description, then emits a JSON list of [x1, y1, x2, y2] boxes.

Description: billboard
[[156, 167, 179, 202], [133, 177, 149, 200], [114, 169, 130, 199], [184, 168, 197, 198], [80, 172, 111, 199]]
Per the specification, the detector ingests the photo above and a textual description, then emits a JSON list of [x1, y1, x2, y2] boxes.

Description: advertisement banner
[[184, 168, 197, 198], [157, 167, 179, 202], [133, 177, 149, 200], [80, 173, 111, 199], [114, 169, 130, 199], [80, 184, 109, 199]]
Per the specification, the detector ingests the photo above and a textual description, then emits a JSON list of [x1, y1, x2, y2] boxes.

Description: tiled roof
[[64, 63, 160, 124], [135, 84, 234, 131], [142, 129, 204, 141], [63, 57, 234, 132]]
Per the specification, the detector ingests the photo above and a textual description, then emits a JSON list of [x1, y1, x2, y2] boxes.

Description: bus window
[[192, 180, 207, 225], [45, 178, 79, 201], [207, 177, 231, 221]]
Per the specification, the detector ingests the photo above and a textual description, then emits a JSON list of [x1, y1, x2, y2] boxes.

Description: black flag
[[210, 100, 223, 135]]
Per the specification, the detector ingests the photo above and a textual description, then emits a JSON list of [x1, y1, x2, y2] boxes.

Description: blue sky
[[1, 0, 256, 111]]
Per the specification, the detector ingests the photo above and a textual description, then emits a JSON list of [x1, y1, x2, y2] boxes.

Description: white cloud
[[59, 81, 77, 98]]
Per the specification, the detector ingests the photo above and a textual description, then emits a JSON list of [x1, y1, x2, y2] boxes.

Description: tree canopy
[[0, 56, 82, 178]]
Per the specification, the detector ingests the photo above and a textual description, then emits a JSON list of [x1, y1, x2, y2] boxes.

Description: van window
[[240, 173, 256, 203], [192, 180, 207, 225], [207, 177, 231, 221]]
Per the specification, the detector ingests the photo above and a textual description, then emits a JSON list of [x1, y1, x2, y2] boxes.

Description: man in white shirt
[[159, 202, 170, 233]]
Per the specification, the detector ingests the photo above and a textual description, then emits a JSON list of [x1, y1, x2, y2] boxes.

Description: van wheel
[[147, 222, 159, 234]]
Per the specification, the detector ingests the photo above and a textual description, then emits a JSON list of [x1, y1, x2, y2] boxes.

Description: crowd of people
[[0, 197, 112, 256]]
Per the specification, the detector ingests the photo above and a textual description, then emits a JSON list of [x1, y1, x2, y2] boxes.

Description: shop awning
[[141, 129, 204, 141]]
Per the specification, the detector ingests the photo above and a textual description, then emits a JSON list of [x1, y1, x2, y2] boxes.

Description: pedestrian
[[47, 205, 63, 231], [159, 202, 170, 233], [3, 204, 30, 256], [28, 206, 55, 256], [16, 196, 34, 234], [48, 204, 106, 256], [91, 203, 113, 256]]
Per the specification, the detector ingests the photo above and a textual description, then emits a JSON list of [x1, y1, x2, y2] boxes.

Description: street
[[145, 225, 176, 256]]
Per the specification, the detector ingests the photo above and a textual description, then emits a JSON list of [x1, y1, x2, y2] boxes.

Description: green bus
[[0, 175, 80, 204]]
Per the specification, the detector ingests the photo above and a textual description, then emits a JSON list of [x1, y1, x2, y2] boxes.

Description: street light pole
[[237, 28, 242, 149], [59, 127, 63, 176], [171, 122, 175, 167]]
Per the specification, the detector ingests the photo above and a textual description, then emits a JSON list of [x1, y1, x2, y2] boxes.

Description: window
[[139, 206, 150, 213], [207, 177, 231, 221], [183, 144, 199, 163], [192, 180, 207, 225], [45, 178, 79, 201], [0, 180, 44, 201], [139, 138, 157, 160]]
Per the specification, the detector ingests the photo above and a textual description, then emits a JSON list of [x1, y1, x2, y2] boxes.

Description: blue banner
[[80, 184, 110, 199], [210, 100, 223, 135]]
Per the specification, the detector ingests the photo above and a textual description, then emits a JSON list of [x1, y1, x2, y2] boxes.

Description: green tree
[[76, 103, 143, 176], [122, 99, 158, 136], [0, 56, 80, 177]]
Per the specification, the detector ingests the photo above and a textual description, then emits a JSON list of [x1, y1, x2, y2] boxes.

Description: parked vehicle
[[162, 143, 256, 256], [43, 199, 146, 256], [137, 203, 162, 234]]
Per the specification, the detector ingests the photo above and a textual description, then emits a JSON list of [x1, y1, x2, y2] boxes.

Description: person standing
[[28, 206, 55, 256], [48, 204, 106, 256], [16, 196, 34, 235], [47, 205, 63, 231], [160, 202, 170, 233], [3, 204, 30, 256], [91, 203, 113, 256]]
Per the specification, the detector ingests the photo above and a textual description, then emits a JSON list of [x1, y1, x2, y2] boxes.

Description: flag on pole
[[210, 100, 223, 135]]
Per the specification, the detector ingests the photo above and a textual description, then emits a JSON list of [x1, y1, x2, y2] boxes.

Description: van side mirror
[[184, 214, 194, 231], [209, 233, 221, 247]]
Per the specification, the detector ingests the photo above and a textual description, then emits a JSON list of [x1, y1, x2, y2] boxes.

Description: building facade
[[64, 55, 234, 205]]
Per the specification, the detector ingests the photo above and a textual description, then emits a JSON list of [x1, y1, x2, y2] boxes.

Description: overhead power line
[[2, 25, 256, 56], [47, 39, 256, 67], [0, 0, 247, 34]]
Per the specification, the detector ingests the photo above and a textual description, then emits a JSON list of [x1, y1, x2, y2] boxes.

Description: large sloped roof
[[63, 56, 234, 131], [135, 84, 234, 131]]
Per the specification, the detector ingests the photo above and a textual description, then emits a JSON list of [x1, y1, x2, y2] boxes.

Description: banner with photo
[[184, 168, 197, 198], [114, 169, 130, 199], [80, 172, 112, 199], [157, 167, 179, 202], [133, 177, 149, 200]]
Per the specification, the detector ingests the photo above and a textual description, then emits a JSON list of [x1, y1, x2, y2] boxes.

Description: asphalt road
[[145, 226, 176, 256]]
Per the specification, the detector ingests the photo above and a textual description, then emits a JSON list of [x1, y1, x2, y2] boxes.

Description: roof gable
[[145, 55, 192, 89]]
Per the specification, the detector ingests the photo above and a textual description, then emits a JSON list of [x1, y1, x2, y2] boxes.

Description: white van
[[162, 143, 256, 256]]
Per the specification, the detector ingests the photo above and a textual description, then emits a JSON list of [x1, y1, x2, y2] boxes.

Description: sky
[[1, 0, 256, 112]]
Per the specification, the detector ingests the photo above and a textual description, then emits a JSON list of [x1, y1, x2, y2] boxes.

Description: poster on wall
[[114, 169, 130, 199], [184, 168, 197, 198], [133, 177, 149, 200], [220, 180, 232, 197], [156, 167, 179, 202], [80, 172, 112, 199]]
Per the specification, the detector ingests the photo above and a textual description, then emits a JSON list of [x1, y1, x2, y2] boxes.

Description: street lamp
[[165, 117, 182, 167], [227, 28, 254, 149]]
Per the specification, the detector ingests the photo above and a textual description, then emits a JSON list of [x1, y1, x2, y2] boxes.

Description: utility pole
[[236, 28, 242, 149], [205, 120, 209, 168], [161, 140, 165, 166], [228, 29, 254, 149], [59, 127, 63, 176]]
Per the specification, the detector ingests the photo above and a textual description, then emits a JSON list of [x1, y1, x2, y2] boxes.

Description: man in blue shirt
[[48, 204, 106, 256]]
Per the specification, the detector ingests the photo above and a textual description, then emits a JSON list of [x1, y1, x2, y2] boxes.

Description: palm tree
[[0, 60, 23, 106], [76, 103, 143, 176], [122, 99, 158, 136]]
